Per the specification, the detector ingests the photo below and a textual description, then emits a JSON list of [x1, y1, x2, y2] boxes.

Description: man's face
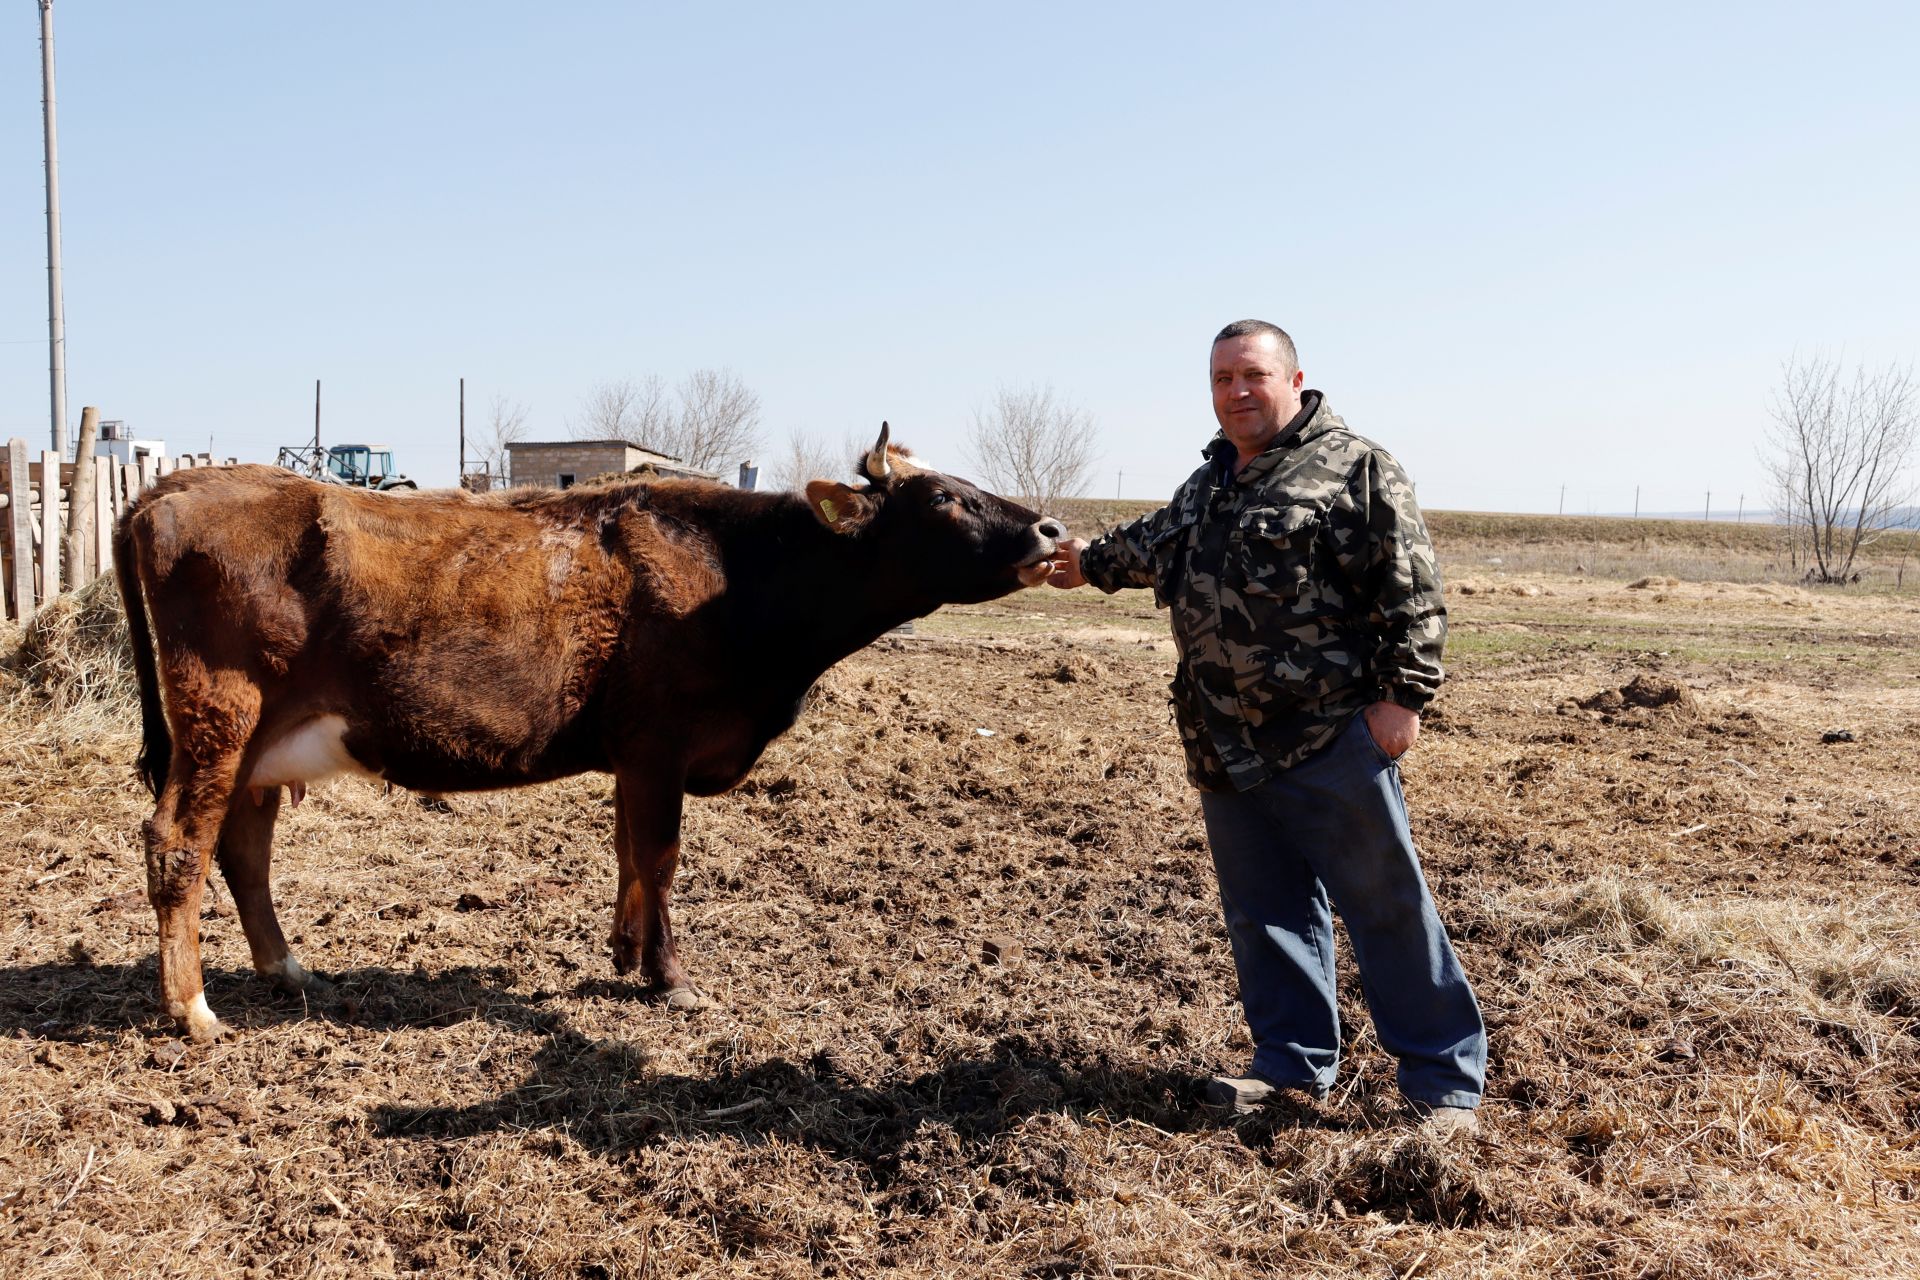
[[1211, 333, 1305, 456]]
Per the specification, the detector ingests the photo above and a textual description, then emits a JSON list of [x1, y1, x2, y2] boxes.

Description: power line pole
[[1736, 493, 1744, 523], [1116, 470, 1123, 500], [1634, 486, 1640, 519], [1558, 484, 1566, 515], [458, 377, 466, 489], [39, 1, 68, 460], [1705, 490, 1712, 522]]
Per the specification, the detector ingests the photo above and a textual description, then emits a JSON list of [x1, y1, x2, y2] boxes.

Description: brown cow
[[114, 425, 1064, 1042]]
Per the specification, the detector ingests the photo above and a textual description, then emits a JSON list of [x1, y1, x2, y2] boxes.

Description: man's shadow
[[3, 957, 1329, 1177]]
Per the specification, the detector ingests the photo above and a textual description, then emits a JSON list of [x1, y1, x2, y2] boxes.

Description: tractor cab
[[327, 445, 394, 486]]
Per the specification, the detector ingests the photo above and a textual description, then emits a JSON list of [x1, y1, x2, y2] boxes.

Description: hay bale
[[6, 573, 137, 715]]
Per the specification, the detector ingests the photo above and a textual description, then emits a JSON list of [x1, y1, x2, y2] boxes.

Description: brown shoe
[[1203, 1074, 1325, 1115]]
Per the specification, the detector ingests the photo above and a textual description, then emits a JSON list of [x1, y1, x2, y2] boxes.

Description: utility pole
[[39, 1, 68, 460], [1705, 490, 1712, 523], [1736, 493, 1744, 523], [1558, 484, 1566, 516], [1116, 470, 1123, 500], [1634, 486, 1640, 519], [458, 377, 466, 489]]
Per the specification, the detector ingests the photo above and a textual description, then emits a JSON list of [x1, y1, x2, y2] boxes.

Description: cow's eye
[[929, 491, 952, 507]]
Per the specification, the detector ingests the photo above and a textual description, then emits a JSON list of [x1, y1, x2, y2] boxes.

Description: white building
[[94, 420, 167, 466]]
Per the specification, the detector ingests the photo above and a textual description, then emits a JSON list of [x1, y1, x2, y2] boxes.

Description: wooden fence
[[2, 438, 234, 624]]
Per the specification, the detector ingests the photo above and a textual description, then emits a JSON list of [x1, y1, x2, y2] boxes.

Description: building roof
[[510, 439, 683, 462]]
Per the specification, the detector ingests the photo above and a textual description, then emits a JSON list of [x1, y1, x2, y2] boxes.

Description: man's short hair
[[1213, 319, 1297, 373]]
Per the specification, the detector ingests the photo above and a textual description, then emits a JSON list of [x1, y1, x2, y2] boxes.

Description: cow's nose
[[1036, 518, 1067, 541]]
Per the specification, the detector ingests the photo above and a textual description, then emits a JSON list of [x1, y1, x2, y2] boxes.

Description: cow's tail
[[113, 507, 170, 797]]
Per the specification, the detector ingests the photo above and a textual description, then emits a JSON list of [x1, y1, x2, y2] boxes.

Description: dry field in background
[[3, 514, 1918, 1278]]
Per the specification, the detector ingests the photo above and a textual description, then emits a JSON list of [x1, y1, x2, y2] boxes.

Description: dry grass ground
[[2, 522, 1918, 1278]]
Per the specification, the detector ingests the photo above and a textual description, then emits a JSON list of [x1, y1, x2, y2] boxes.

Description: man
[[1048, 320, 1485, 1130]]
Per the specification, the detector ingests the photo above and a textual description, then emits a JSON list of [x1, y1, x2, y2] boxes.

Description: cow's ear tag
[[805, 481, 870, 534]]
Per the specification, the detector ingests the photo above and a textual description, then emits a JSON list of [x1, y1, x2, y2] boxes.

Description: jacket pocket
[[1236, 504, 1319, 601], [1146, 518, 1195, 608]]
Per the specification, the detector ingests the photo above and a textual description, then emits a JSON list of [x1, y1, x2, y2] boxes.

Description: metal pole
[[458, 377, 466, 487], [1705, 491, 1711, 522], [1737, 494, 1744, 523], [1634, 486, 1640, 519], [39, 1, 68, 460], [1558, 484, 1565, 515]]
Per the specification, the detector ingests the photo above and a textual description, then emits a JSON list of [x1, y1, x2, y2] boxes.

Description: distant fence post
[[6, 439, 33, 622], [38, 451, 60, 605], [64, 406, 99, 589], [93, 451, 113, 575]]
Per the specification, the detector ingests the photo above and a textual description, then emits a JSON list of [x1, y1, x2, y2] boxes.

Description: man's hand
[[1363, 700, 1419, 759], [1047, 537, 1088, 589]]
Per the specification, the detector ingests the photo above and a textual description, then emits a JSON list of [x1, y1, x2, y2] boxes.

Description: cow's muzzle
[[1014, 518, 1067, 587]]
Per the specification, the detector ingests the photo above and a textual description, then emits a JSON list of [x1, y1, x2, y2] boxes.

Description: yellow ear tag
[[820, 497, 839, 524]]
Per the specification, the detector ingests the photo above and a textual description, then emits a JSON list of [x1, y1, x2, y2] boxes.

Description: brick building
[[505, 440, 720, 489]]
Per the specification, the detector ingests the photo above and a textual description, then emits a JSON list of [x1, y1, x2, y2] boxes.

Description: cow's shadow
[[2, 957, 1335, 1172], [0, 957, 568, 1041]]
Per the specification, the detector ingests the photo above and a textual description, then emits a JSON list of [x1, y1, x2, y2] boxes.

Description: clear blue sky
[[3, 2, 1916, 513]]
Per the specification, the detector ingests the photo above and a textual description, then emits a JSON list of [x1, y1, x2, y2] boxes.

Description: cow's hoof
[[177, 993, 225, 1044], [265, 955, 332, 995], [659, 985, 710, 1011]]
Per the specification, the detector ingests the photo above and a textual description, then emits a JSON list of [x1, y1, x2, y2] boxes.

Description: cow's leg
[[145, 670, 259, 1043], [145, 756, 248, 1043], [215, 788, 326, 994], [609, 770, 702, 1008]]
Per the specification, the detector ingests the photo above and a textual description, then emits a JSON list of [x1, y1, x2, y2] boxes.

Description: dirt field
[[3, 523, 1918, 1278]]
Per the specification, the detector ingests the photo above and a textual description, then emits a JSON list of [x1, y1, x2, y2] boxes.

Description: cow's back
[[128, 467, 659, 788]]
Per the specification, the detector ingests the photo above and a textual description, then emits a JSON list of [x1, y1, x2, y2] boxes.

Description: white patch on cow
[[246, 715, 376, 789], [176, 992, 222, 1042], [263, 955, 311, 986]]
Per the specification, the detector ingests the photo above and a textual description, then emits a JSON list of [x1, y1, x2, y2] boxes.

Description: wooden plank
[[38, 452, 60, 605], [5, 440, 32, 622], [94, 458, 113, 577]]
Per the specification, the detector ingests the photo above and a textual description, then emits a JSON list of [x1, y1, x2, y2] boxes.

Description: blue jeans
[[1198, 713, 1486, 1109]]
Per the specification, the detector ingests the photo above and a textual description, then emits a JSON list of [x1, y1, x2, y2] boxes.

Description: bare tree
[[772, 429, 861, 491], [574, 376, 672, 447], [574, 369, 762, 473], [1761, 354, 1917, 584], [656, 368, 763, 472], [473, 395, 529, 489], [965, 383, 1098, 514]]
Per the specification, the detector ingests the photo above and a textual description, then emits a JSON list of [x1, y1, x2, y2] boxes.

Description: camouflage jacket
[[1080, 392, 1447, 791]]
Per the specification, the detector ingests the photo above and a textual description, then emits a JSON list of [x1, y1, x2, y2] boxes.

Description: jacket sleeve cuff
[[1078, 539, 1127, 594], [1380, 682, 1436, 714]]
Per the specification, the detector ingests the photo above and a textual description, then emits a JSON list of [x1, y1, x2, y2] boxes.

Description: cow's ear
[[805, 480, 877, 534]]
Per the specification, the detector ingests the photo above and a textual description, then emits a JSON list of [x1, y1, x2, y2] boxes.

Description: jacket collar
[[1204, 390, 1332, 484]]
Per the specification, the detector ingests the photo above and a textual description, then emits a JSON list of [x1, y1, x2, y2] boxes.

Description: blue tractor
[[276, 442, 417, 491]]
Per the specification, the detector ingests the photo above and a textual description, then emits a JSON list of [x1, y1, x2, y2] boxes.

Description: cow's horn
[[866, 422, 892, 481]]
